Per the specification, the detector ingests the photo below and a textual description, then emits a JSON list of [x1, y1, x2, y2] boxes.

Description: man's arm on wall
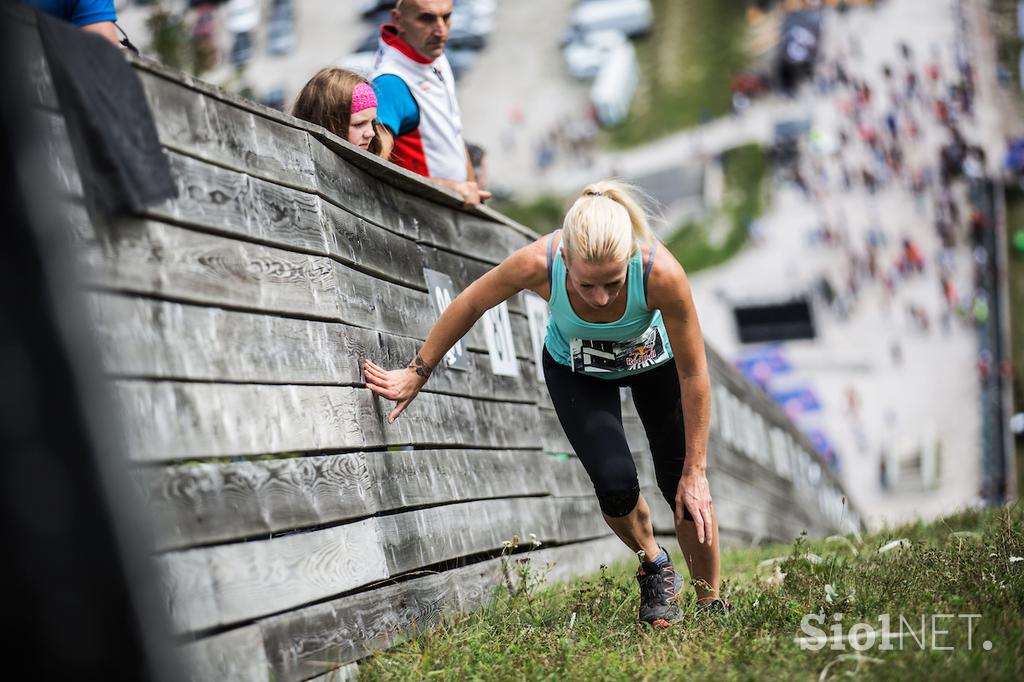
[[465, 145, 476, 182], [81, 21, 121, 46], [74, 1, 121, 47]]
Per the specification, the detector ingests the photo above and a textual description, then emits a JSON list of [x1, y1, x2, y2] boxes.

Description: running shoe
[[636, 558, 684, 628]]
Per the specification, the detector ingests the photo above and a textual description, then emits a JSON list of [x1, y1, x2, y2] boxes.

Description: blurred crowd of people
[[772, 0, 1008, 496]]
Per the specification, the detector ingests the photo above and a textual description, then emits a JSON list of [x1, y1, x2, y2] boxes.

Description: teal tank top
[[544, 234, 674, 379]]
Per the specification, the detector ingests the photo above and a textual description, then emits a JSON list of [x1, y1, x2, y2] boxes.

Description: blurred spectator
[[371, 0, 489, 206], [292, 68, 393, 160], [25, 0, 121, 46]]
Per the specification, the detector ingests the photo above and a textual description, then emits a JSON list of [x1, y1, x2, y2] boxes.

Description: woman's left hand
[[676, 471, 714, 544]]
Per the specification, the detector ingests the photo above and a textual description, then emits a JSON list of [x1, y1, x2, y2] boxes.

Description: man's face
[[392, 0, 452, 60]]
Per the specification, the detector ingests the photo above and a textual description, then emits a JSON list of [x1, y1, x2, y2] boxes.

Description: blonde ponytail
[[561, 180, 653, 263]]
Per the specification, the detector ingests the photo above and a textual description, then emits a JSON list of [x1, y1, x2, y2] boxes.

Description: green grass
[[666, 143, 767, 275], [1006, 186, 1024, 498], [604, 0, 751, 148], [358, 504, 1024, 681]]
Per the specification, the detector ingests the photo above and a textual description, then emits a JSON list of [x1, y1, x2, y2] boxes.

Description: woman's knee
[[596, 481, 640, 517]]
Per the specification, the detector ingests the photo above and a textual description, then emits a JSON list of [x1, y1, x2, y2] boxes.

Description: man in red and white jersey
[[372, 0, 490, 206]]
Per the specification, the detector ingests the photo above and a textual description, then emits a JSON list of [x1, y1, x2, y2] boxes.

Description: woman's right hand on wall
[[363, 358, 429, 423]]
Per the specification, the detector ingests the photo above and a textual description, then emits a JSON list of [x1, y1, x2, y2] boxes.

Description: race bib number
[[570, 325, 670, 374]]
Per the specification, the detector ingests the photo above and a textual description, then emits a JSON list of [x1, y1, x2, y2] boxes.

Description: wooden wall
[[17, 9, 861, 681]]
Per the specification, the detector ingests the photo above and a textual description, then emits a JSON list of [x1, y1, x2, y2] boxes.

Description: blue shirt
[[24, 0, 116, 26], [372, 74, 420, 137]]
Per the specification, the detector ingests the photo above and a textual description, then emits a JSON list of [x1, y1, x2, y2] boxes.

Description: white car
[[563, 29, 627, 80], [224, 0, 260, 34], [570, 0, 652, 39], [591, 39, 638, 127]]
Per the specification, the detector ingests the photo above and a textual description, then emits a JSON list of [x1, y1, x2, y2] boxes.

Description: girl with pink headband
[[293, 68, 393, 159]]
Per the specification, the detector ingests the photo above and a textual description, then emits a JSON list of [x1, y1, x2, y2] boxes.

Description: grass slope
[[359, 504, 1023, 681]]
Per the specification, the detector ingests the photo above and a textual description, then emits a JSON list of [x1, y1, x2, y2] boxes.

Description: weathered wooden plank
[[369, 448, 552, 510], [135, 452, 377, 552], [377, 498, 558, 575], [546, 454, 592, 497], [75, 217, 533, 358], [115, 381, 543, 462], [180, 625, 270, 682], [158, 150, 329, 255], [89, 294, 537, 403], [644, 467, 816, 542], [15, 7, 59, 111], [150, 150, 530, 315], [707, 347, 847, 495], [505, 535, 626, 586], [134, 448, 555, 551], [137, 71, 526, 266], [310, 135, 531, 264], [258, 559, 505, 682], [41, 107, 537, 342], [139, 69, 317, 191], [256, 535, 634, 681], [159, 517, 386, 633], [549, 496, 611, 543], [33, 109, 81, 195], [706, 445, 826, 534]]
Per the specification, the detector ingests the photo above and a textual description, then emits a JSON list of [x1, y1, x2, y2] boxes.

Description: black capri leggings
[[542, 347, 693, 522]]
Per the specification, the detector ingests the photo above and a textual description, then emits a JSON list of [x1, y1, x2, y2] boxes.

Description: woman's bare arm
[[363, 236, 550, 422], [645, 244, 714, 542]]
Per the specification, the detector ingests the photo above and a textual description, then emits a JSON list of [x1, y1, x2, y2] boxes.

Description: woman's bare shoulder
[[644, 241, 690, 305], [499, 232, 558, 292]]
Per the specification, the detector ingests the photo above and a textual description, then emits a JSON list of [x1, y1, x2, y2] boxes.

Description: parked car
[[563, 29, 626, 80], [451, 0, 494, 38], [568, 0, 651, 40], [266, 4, 295, 55], [590, 39, 638, 127], [224, 0, 260, 34], [230, 30, 254, 66], [271, 0, 293, 19]]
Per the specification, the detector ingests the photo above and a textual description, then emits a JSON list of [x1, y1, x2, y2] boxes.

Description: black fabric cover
[[36, 10, 175, 220]]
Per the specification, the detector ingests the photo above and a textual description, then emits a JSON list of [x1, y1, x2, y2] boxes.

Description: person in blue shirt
[[25, 0, 121, 46]]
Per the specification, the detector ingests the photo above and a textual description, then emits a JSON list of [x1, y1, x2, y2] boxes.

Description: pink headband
[[351, 82, 377, 114]]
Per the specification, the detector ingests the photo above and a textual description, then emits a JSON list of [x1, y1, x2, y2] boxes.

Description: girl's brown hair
[[292, 67, 393, 159]]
